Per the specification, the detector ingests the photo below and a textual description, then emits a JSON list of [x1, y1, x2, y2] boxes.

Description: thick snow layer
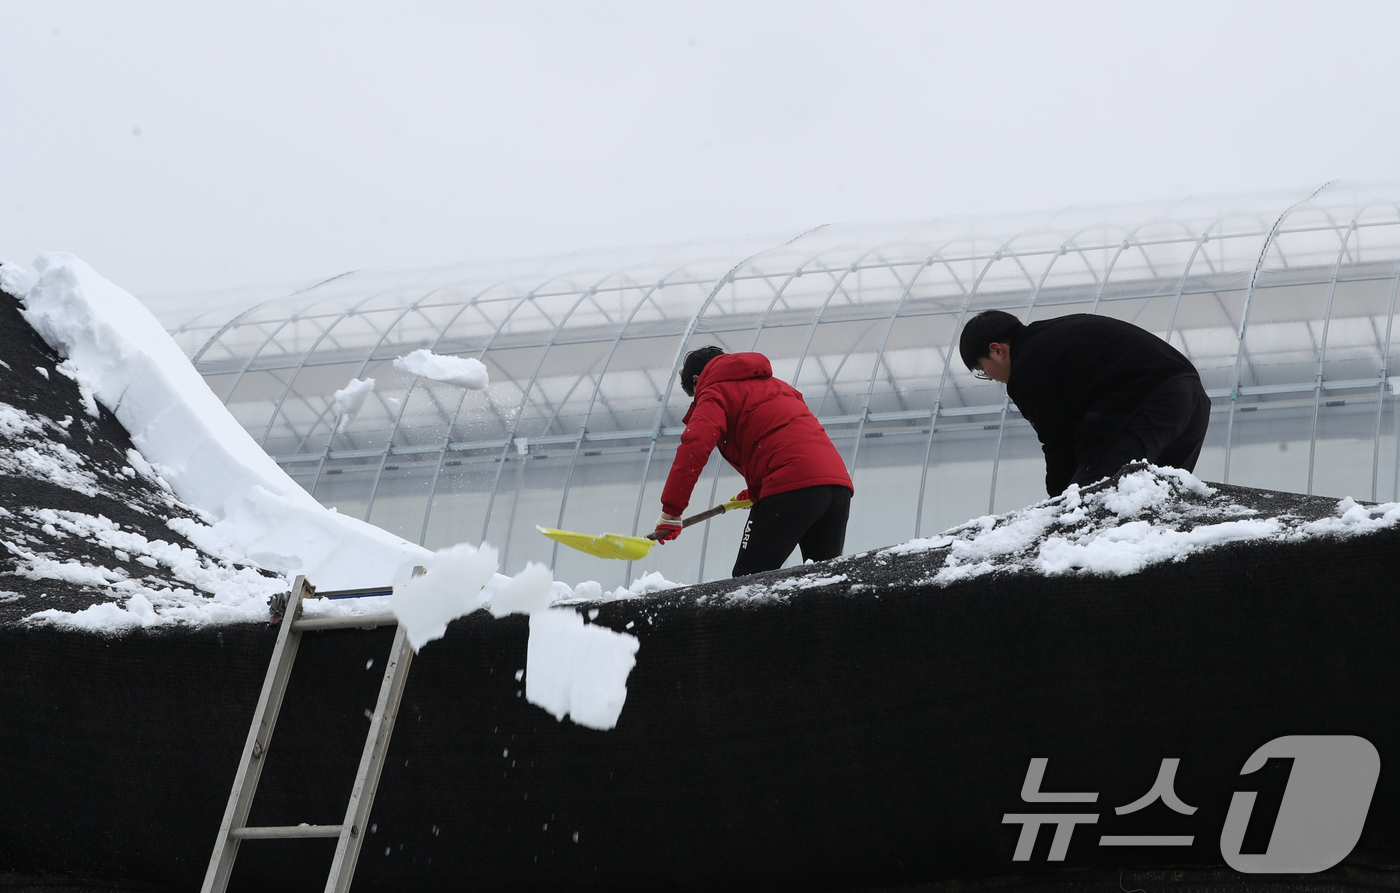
[[393, 349, 489, 389], [332, 377, 375, 432], [0, 262, 35, 300], [14, 253, 430, 591]]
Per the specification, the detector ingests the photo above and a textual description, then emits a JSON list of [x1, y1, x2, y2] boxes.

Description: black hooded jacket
[[1005, 314, 1200, 495]]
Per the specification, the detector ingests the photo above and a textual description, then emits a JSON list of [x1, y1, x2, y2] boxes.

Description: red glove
[[652, 516, 683, 543], [734, 489, 749, 502]]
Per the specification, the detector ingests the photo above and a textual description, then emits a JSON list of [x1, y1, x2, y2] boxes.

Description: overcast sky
[[4, 1, 1399, 297]]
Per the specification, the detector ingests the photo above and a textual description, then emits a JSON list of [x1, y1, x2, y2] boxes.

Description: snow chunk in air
[[332, 377, 375, 432], [393, 349, 488, 389], [390, 542, 498, 651], [526, 608, 639, 731]]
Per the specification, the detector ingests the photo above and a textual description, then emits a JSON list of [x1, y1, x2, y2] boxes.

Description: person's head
[[680, 345, 726, 397], [958, 310, 1023, 383]]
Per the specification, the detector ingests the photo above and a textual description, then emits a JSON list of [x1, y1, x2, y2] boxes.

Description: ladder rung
[[291, 612, 398, 632], [230, 824, 345, 840]]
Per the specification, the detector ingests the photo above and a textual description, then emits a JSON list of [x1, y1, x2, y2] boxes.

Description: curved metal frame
[[986, 227, 1101, 512], [1305, 207, 1366, 494], [913, 222, 1048, 533], [172, 188, 1400, 584], [1222, 181, 1337, 482]]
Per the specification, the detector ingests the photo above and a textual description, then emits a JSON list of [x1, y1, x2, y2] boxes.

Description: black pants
[[1070, 373, 1212, 489], [732, 484, 851, 577]]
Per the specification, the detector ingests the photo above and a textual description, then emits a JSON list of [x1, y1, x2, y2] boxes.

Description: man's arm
[[1010, 375, 1077, 496], [1042, 442, 1077, 497], [659, 393, 730, 517]]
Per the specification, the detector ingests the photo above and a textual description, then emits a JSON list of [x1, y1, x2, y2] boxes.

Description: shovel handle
[[644, 504, 729, 540]]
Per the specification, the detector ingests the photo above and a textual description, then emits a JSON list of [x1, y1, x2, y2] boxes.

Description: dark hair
[[958, 310, 1023, 371], [680, 346, 725, 397]]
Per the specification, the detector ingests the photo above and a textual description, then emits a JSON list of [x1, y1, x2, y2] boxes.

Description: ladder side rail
[[325, 621, 415, 893], [202, 575, 313, 893]]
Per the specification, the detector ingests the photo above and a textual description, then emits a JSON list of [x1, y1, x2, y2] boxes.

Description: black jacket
[[1005, 314, 1200, 495]]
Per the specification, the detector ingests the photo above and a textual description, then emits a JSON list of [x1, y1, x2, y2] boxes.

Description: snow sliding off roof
[[145, 182, 1400, 585]]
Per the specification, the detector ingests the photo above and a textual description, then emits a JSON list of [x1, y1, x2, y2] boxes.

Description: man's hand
[[734, 489, 749, 503], [653, 515, 683, 543]]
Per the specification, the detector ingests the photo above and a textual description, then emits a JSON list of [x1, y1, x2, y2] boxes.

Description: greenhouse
[[142, 181, 1400, 587]]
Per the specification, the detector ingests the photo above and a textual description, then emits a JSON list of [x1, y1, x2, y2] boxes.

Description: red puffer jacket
[[660, 352, 853, 517]]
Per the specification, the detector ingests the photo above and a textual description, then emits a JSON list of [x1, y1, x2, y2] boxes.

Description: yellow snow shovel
[[538, 498, 753, 561]]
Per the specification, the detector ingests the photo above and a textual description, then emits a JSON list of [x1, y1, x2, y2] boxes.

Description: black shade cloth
[[1, 516, 1397, 892]]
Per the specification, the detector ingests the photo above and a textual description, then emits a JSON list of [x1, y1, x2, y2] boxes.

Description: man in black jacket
[[958, 310, 1211, 496]]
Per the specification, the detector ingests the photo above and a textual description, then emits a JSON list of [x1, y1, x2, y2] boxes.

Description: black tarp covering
[[1, 520, 1397, 892]]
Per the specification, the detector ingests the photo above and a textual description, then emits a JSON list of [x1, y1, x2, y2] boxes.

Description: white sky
[[4, 1, 1400, 297]]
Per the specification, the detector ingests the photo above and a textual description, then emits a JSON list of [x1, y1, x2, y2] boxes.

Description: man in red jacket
[[654, 346, 854, 576]]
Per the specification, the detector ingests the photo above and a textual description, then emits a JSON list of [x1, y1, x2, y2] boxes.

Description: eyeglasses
[[971, 364, 990, 381]]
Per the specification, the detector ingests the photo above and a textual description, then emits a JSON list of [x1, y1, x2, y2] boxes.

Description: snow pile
[[393, 349, 488, 389], [333, 377, 375, 432], [603, 570, 681, 601], [883, 463, 1400, 584], [392, 545, 640, 730], [13, 253, 430, 591], [1301, 495, 1400, 537]]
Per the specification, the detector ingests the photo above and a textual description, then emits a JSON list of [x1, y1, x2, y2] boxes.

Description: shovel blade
[[537, 526, 655, 561]]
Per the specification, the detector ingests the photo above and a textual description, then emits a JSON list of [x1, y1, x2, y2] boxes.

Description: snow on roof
[[0, 276, 286, 631], [894, 464, 1400, 584], [16, 253, 432, 592], [681, 463, 1400, 608]]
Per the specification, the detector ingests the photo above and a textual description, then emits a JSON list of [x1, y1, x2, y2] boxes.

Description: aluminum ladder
[[201, 572, 418, 893]]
